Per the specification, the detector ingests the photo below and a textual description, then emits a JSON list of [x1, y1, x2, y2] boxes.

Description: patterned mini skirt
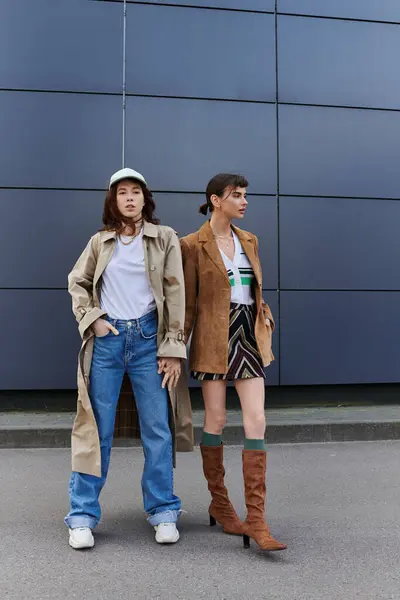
[[191, 303, 266, 381]]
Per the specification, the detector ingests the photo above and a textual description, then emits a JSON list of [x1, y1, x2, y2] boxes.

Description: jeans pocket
[[139, 319, 158, 340], [95, 329, 114, 339]]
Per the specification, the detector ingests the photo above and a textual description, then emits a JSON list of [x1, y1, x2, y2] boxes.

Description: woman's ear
[[210, 194, 220, 210]]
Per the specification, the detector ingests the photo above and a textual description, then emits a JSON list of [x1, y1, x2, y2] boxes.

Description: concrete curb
[[0, 429, 142, 449], [1, 406, 400, 448], [216, 422, 400, 445]]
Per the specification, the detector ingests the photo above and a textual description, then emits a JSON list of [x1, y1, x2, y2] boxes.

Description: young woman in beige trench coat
[[65, 167, 193, 550], [181, 173, 286, 552]]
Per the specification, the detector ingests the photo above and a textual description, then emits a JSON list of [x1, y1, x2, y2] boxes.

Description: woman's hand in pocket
[[91, 318, 119, 338], [158, 357, 181, 391]]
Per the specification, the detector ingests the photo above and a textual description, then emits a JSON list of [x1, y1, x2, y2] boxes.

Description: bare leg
[[201, 380, 227, 434], [234, 377, 266, 439]]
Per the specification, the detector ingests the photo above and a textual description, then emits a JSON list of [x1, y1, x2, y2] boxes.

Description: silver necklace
[[119, 223, 143, 245], [214, 232, 234, 252]]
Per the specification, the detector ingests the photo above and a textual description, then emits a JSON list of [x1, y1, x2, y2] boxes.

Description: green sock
[[201, 432, 222, 447], [244, 438, 265, 451]]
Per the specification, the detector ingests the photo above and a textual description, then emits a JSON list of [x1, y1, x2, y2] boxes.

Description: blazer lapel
[[203, 240, 230, 281]]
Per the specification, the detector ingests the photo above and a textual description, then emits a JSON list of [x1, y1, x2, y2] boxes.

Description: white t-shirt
[[100, 230, 156, 320], [219, 231, 255, 305]]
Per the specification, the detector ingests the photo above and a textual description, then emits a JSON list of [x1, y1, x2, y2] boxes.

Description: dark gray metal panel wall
[[0, 0, 122, 389], [279, 197, 400, 291], [278, 0, 400, 22], [125, 0, 275, 10], [126, 5, 276, 101], [277, 6, 400, 385], [1, 0, 399, 389], [280, 292, 400, 385], [0, 191, 104, 288], [279, 105, 400, 199], [278, 16, 400, 109], [0, 0, 122, 92], [0, 290, 80, 389], [0, 92, 122, 189], [125, 97, 276, 194]]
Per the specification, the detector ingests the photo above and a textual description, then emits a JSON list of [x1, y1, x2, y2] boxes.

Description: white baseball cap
[[109, 167, 147, 189]]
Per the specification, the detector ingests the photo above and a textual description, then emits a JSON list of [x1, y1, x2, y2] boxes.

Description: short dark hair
[[199, 173, 249, 215], [102, 178, 159, 234]]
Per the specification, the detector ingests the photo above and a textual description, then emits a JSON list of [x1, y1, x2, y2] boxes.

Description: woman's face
[[211, 185, 248, 220], [116, 179, 145, 221]]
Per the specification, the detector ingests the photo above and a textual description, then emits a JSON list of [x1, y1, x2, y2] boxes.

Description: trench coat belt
[[165, 331, 185, 342]]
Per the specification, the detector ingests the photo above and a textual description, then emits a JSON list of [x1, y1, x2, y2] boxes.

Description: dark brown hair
[[102, 178, 159, 234], [199, 173, 249, 216]]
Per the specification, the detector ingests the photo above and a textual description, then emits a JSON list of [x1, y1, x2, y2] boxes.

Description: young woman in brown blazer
[[180, 173, 286, 552]]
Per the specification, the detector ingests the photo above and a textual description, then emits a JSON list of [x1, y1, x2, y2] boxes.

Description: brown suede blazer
[[180, 220, 275, 375]]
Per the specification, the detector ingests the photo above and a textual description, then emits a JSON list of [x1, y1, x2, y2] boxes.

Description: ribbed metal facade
[[1, 0, 399, 389]]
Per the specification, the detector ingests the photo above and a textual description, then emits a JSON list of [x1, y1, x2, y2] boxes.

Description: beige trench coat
[[68, 222, 194, 477]]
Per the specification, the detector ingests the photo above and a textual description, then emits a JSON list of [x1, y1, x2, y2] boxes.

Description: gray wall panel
[[155, 194, 278, 289], [278, 16, 400, 109], [1, 290, 79, 389], [3, 2, 400, 390], [0, 91, 122, 189], [127, 5, 275, 101], [279, 104, 400, 198], [0, 190, 104, 288], [125, 0, 274, 11], [280, 197, 400, 291], [126, 97, 276, 193], [280, 291, 400, 385], [278, 0, 400, 22], [0, 0, 122, 92]]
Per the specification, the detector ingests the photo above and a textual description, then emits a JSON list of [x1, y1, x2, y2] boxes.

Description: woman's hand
[[91, 318, 119, 338], [158, 357, 181, 391]]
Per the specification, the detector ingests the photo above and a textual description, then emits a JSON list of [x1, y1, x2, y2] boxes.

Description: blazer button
[[150, 266, 156, 271]]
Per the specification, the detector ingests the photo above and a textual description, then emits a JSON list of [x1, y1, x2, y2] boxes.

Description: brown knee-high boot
[[242, 449, 287, 551], [200, 444, 244, 535]]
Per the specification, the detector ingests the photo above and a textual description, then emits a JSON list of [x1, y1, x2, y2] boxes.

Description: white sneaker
[[69, 527, 94, 550], [154, 522, 180, 544]]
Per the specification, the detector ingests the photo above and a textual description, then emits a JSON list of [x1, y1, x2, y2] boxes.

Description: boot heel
[[243, 534, 250, 549], [209, 515, 216, 527]]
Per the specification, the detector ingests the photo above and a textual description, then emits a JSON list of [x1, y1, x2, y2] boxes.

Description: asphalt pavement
[[0, 442, 399, 600]]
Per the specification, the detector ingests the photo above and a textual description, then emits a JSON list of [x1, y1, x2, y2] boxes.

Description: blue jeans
[[65, 310, 181, 529]]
